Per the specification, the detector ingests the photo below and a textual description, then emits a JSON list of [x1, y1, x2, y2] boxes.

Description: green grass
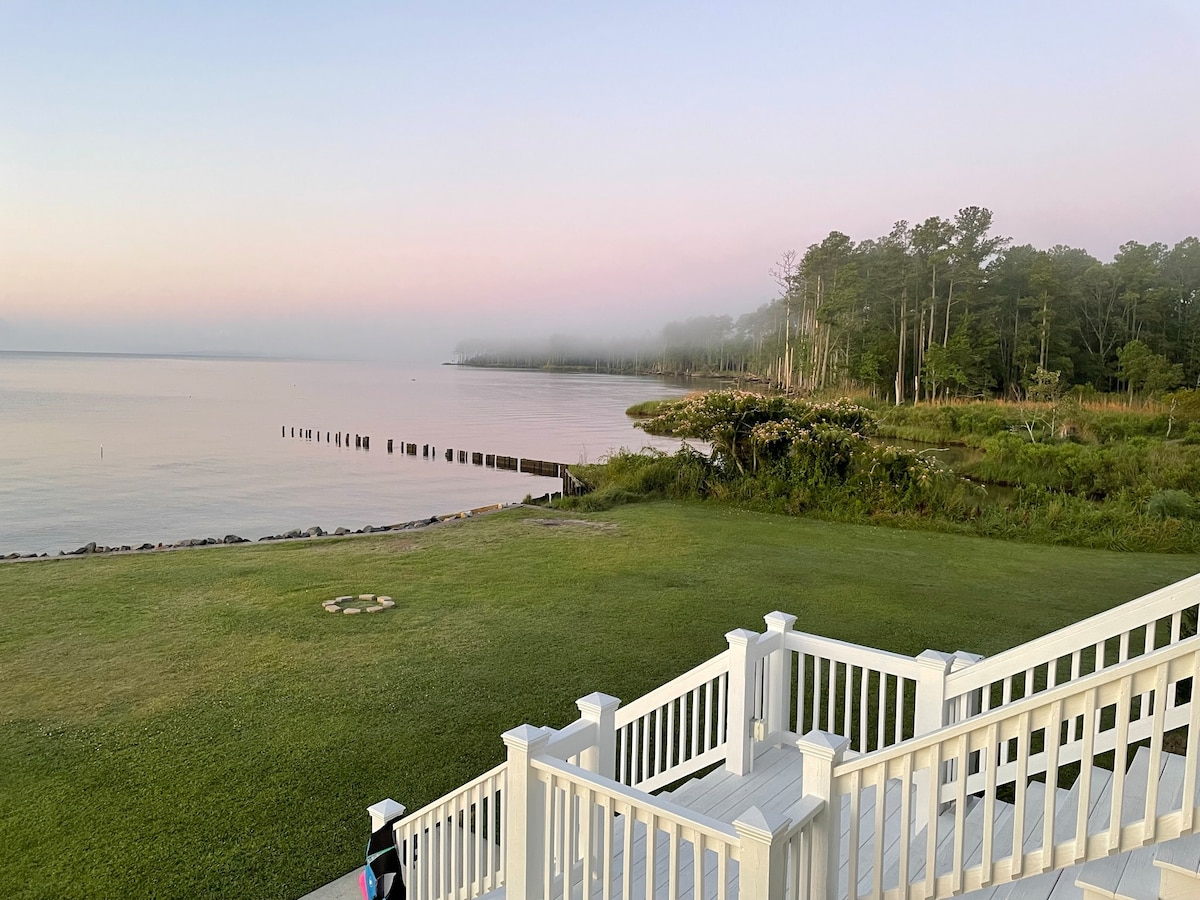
[[2, 503, 1198, 898]]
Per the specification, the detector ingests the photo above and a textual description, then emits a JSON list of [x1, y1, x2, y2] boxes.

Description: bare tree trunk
[[895, 290, 908, 405]]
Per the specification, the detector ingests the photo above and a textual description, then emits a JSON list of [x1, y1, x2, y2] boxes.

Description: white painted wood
[[726, 629, 761, 777], [796, 731, 848, 900]]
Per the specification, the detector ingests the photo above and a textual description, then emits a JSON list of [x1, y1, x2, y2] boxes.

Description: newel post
[[502, 724, 551, 900], [367, 797, 406, 834], [797, 730, 849, 900], [763, 612, 797, 744], [726, 628, 760, 774], [576, 691, 621, 780], [734, 806, 790, 900], [950, 651, 984, 724], [913, 650, 955, 831]]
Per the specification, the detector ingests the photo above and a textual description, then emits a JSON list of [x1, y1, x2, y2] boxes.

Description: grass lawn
[[2, 501, 1198, 899]]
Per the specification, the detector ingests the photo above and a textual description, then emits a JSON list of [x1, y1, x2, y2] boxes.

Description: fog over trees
[[456, 207, 1200, 403]]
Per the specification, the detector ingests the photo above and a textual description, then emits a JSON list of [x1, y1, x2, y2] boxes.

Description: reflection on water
[[873, 437, 1016, 505], [0, 355, 697, 555]]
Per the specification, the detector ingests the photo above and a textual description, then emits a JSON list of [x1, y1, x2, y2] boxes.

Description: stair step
[[1074, 747, 1176, 900], [1154, 830, 1200, 876], [1154, 832, 1200, 900]]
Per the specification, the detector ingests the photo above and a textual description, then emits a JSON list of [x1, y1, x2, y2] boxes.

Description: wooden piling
[[387, 439, 393, 453], [444, 448, 453, 461], [363, 436, 369, 450], [291, 427, 295, 437], [472, 452, 483, 465], [458, 450, 467, 463], [485, 454, 495, 467]]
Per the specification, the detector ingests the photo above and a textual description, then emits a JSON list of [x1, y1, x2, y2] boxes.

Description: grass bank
[[3, 503, 1198, 898]]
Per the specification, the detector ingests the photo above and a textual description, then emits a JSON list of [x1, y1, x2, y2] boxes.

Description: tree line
[[455, 207, 1200, 403]]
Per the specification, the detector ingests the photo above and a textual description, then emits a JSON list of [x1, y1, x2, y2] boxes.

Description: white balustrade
[[394, 762, 508, 900], [833, 638, 1200, 900]]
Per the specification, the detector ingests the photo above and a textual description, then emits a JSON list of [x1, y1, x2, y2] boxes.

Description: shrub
[[1147, 490, 1196, 520]]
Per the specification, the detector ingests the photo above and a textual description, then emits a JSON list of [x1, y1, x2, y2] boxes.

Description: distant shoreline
[[0, 501, 525, 564], [0, 348, 308, 363]]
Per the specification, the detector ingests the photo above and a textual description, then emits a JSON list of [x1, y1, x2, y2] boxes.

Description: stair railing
[[824, 635, 1200, 900], [944, 572, 1200, 730]]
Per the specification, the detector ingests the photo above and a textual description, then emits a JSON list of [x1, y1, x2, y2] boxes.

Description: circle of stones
[[323, 594, 395, 615]]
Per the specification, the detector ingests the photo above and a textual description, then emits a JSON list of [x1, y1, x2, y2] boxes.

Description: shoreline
[[0, 500, 527, 564]]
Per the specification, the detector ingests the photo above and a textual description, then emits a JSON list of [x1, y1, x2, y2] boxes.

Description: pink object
[[358, 870, 369, 899]]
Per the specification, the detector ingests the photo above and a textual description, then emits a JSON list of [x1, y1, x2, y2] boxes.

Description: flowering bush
[[636, 391, 872, 474]]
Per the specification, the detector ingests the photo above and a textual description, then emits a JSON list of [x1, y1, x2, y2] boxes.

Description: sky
[[1, 1, 1198, 360]]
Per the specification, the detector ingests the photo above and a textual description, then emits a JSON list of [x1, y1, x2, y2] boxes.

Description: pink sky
[[2, 2, 1197, 359]]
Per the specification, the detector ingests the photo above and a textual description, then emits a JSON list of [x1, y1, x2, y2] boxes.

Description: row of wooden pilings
[[281, 426, 588, 496]]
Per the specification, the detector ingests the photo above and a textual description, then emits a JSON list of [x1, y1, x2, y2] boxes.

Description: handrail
[[615, 650, 732, 728], [832, 636, 1200, 899], [614, 649, 734, 791], [946, 572, 1200, 705], [531, 755, 742, 900], [394, 762, 508, 900], [778, 630, 927, 754], [838, 634, 1200, 778], [532, 755, 741, 845]]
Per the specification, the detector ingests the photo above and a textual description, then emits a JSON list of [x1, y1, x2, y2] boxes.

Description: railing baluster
[[1108, 675, 1134, 854], [691, 687, 701, 761], [666, 699, 675, 775], [621, 801, 634, 900], [645, 812, 658, 900], [843, 662, 854, 740], [846, 769, 861, 898], [859, 667, 870, 754], [717, 673, 728, 748], [580, 786, 593, 898], [825, 659, 836, 733], [872, 761, 887, 899], [953, 734, 969, 891], [1011, 711, 1030, 877], [980, 722, 998, 885], [1182, 650, 1200, 835], [1040, 700, 1062, 872], [797, 652, 807, 736], [897, 753, 912, 895], [924, 743, 941, 896], [877, 672, 889, 752], [895, 678, 906, 745], [1143, 664, 1169, 843], [1074, 688, 1097, 864]]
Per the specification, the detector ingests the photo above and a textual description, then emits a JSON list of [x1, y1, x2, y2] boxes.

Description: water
[[0, 353, 700, 555]]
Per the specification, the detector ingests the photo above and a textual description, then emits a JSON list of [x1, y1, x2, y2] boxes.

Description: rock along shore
[[1, 502, 516, 563]]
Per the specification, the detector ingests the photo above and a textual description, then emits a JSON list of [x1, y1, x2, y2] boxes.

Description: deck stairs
[[370, 573, 1200, 900]]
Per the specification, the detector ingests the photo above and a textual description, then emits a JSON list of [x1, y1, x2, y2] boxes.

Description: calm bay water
[[0, 353, 699, 555]]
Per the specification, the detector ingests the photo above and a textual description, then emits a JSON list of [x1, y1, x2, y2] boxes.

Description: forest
[[455, 207, 1200, 404]]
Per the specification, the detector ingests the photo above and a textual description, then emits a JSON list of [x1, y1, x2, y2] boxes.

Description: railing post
[[914, 650, 955, 831], [797, 730, 848, 900], [726, 628, 760, 774], [914, 649, 955, 735], [764, 612, 797, 745], [950, 650, 984, 724], [367, 797, 406, 833], [576, 691, 621, 779], [734, 806, 790, 900], [502, 723, 551, 900]]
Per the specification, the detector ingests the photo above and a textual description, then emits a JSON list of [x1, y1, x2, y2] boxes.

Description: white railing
[[614, 651, 734, 792], [772, 630, 928, 755], [945, 572, 1200, 726], [394, 762, 507, 900], [531, 755, 743, 900], [830, 637, 1200, 900]]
